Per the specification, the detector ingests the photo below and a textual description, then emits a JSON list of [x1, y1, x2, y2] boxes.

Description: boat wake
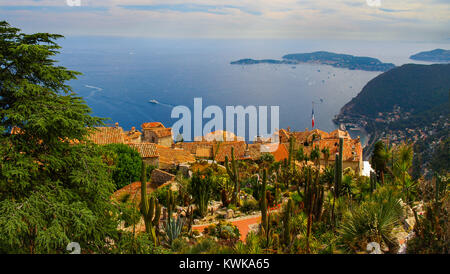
[[85, 85, 103, 98], [148, 99, 174, 108]]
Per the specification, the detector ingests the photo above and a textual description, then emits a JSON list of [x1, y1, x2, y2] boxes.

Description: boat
[[149, 99, 159, 104]]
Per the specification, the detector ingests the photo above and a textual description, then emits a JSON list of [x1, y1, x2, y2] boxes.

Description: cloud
[[0, 0, 448, 40], [0, 5, 108, 12], [117, 4, 261, 15]]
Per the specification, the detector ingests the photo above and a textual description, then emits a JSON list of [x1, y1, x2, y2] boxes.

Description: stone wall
[[150, 168, 175, 187]]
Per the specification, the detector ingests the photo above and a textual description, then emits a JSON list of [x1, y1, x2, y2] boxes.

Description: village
[[88, 121, 367, 241]]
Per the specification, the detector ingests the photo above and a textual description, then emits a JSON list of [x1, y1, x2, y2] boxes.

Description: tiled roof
[[124, 128, 142, 143], [175, 141, 214, 156], [213, 141, 247, 162], [195, 147, 213, 158], [112, 181, 153, 205], [128, 143, 159, 158], [88, 127, 125, 145], [247, 143, 289, 162], [302, 138, 362, 162], [152, 127, 173, 138], [202, 130, 245, 142], [156, 145, 196, 165], [141, 122, 165, 129], [329, 129, 351, 139]]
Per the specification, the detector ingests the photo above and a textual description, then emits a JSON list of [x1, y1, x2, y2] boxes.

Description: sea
[[57, 37, 449, 143]]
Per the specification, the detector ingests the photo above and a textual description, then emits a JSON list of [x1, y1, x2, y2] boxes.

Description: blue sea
[[57, 37, 449, 142]]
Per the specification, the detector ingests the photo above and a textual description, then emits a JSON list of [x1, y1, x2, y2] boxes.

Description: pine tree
[[0, 21, 119, 253]]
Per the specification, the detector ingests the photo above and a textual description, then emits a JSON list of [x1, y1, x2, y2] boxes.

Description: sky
[[0, 0, 449, 41]]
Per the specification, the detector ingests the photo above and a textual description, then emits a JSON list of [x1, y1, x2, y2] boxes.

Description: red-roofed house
[[141, 122, 173, 147]]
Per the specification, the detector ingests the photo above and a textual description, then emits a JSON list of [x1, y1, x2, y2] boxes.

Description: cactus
[[288, 137, 295, 168], [140, 163, 161, 245], [190, 171, 212, 218], [282, 199, 294, 246], [370, 171, 377, 194], [260, 169, 268, 233], [225, 147, 240, 206], [336, 138, 344, 197], [166, 189, 176, 217], [221, 189, 231, 208], [186, 205, 194, 233]]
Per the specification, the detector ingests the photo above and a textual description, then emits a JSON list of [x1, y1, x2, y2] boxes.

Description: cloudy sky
[[0, 0, 449, 41]]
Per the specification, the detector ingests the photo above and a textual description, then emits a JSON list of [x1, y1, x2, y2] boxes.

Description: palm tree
[[371, 141, 391, 185], [310, 146, 321, 168], [321, 147, 330, 167], [393, 143, 414, 202]]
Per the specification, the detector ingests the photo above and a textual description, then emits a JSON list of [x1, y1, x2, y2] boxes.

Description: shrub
[[241, 198, 259, 213], [105, 143, 142, 190], [338, 187, 403, 253]]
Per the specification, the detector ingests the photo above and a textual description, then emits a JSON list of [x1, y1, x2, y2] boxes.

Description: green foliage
[[225, 147, 240, 206], [203, 221, 240, 242], [104, 143, 142, 190], [140, 164, 161, 245], [112, 232, 167, 254], [189, 171, 212, 218], [0, 21, 119, 253], [240, 197, 259, 213], [164, 215, 185, 245], [259, 153, 275, 163], [407, 174, 449, 254], [371, 141, 391, 184], [338, 187, 403, 253]]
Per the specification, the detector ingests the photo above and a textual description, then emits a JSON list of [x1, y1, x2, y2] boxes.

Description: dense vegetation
[[104, 143, 142, 190]]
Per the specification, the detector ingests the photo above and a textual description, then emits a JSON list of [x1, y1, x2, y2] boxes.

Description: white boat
[[149, 99, 159, 104]]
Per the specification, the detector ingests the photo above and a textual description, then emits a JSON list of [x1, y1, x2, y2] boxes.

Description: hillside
[[334, 64, 450, 176], [337, 64, 450, 118]]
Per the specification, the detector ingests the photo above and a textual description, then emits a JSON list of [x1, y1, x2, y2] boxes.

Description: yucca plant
[[338, 187, 403, 253]]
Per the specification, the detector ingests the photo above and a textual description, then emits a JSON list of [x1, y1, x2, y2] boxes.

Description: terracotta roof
[[151, 127, 173, 138], [141, 122, 165, 129], [247, 143, 289, 162], [202, 130, 245, 142], [302, 138, 362, 162], [195, 147, 213, 158], [156, 145, 196, 166], [112, 181, 153, 205], [267, 143, 289, 162], [213, 141, 247, 162], [124, 128, 142, 143], [128, 143, 159, 158], [88, 127, 125, 145], [329, 129, 351, 139], [174, 141, 214, 157]]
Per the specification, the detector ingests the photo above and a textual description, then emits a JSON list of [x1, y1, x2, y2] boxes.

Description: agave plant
[[165, 215, 185, 245]]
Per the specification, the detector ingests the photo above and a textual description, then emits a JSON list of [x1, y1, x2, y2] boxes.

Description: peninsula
[[410, 49, 450, 62], [231, 51, 396, 72]]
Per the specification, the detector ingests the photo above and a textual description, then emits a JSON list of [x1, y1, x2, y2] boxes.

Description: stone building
[[141, 122, 173, 147]]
